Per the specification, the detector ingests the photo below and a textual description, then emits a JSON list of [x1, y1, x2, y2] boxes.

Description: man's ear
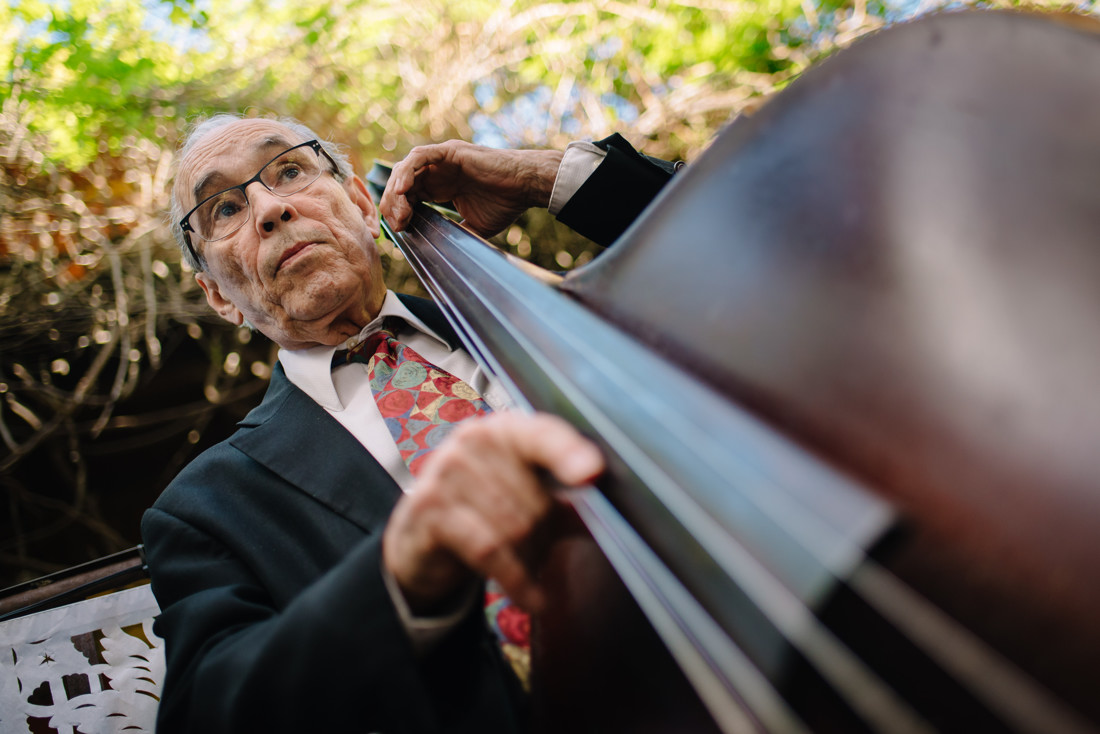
[[195, 272, 245, 326], [346, 174, 381, 239]]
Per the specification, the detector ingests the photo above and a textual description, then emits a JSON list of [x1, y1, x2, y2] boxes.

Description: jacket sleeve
[[141, 445, 524, 734], [555, 133, 680, 247]]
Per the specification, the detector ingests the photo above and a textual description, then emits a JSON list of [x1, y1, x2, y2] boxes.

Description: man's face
[[176, 119, 386, 350]]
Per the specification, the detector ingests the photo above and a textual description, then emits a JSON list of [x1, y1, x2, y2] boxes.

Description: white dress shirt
[[548, 142, 607, 216]]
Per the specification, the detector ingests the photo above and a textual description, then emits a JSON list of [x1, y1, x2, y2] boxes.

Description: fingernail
[[560, 446, 603, 484]]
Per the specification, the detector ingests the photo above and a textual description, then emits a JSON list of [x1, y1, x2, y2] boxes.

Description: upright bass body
[[376, 10, 1100, 733]]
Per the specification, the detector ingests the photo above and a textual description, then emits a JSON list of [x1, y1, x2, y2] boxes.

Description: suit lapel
[[230, 363, 401, 533]]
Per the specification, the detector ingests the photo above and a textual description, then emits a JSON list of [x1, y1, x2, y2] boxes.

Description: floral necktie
[[341, 318, 531, 686]]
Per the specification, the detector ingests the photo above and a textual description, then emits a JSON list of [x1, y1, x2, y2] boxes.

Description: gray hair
[[169, 113, 355, 271]]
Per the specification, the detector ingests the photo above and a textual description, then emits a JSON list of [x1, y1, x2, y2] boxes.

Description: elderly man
[[141, 114, 678, 734]]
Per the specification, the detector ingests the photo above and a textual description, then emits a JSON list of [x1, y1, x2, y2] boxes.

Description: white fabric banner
[[0, 584, 163, 734]]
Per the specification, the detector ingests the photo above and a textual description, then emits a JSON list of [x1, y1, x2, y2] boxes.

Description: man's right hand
[[381, 412, 603, 615], [379, 140, 563, 238]]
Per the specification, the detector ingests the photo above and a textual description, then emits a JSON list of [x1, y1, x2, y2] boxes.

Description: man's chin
[[279, 306, 362, 347]]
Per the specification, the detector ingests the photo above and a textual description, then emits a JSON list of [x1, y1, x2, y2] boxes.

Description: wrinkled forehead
[[176, 119, 306, 210]]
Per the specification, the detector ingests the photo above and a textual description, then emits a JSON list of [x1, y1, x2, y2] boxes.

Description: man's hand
[[379, 140, 564, 238], [381, 412, 603, 615]]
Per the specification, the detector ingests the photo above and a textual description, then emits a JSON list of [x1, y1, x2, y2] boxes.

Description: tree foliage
[[0, 0, 1095, 584]]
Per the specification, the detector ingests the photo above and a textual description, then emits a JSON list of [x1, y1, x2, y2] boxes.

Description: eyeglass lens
[[191, 145, 324, 241]]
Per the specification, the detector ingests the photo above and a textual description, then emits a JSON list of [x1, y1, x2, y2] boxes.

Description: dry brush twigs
[[0, 95, 274, 585]]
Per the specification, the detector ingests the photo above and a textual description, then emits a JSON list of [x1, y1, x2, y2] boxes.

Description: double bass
[[370, 11, 1100, 732]]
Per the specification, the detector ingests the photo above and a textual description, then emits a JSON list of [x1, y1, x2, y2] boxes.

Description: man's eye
[[279, 164, 302, 183], [211, 198, 243, 221]]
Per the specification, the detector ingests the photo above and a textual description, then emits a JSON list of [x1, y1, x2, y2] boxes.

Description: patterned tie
[[341, 318, 531, 687]]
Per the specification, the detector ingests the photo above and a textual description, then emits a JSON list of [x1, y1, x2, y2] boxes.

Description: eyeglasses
[[179, 140, 338, 268]]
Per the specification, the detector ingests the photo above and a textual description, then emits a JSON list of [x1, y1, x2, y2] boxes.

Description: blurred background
[[0, 0, 1093, 588]]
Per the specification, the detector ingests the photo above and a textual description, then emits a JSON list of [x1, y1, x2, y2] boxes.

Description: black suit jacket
[[142, 142, 675, 733]]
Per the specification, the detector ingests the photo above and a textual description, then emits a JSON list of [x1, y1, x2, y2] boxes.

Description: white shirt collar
[[278, 290, 452, 411]]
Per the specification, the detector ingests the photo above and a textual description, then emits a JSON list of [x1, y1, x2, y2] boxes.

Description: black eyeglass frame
[[179, 139, 339, 269]]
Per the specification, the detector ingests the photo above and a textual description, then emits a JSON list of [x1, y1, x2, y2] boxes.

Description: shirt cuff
[[381, 558, 480, 656], [548, 141, 608, 216]]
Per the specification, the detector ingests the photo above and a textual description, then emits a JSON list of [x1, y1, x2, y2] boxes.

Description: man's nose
[[262, 210, 292, 233], [248, 183, 295, 234]]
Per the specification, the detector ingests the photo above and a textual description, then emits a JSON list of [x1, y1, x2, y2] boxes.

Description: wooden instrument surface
[[562, 10, 1100, 730]]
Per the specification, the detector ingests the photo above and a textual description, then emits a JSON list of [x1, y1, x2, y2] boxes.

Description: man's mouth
[[277, 242, 313, 271]]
